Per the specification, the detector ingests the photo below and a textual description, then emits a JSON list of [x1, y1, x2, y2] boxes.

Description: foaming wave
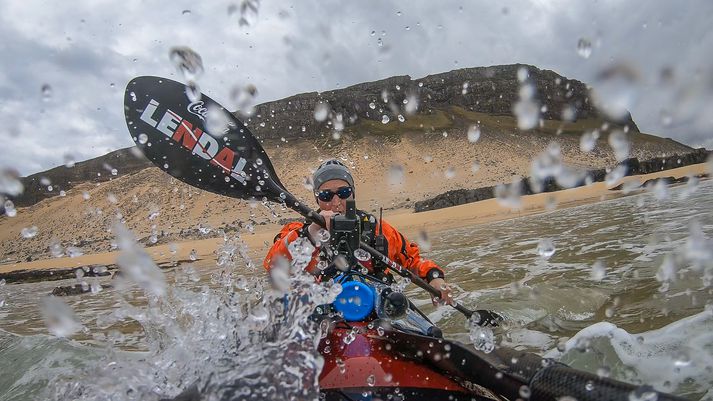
[[546, 307, 713, 398]]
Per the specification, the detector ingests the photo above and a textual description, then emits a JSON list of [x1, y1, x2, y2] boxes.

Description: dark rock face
[[244, 64, 639, 140], [7, 147, 151, 208], [414, 149, 711, 212]]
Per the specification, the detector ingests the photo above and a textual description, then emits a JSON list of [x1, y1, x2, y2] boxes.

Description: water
[[1, 181, 712, 400]]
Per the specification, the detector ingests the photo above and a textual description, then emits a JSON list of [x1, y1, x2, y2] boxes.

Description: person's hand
[[428, 277, 453, 306], [308, 210, 339, 243]]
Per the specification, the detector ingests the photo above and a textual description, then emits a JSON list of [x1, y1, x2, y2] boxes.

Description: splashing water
[[467, 315, 495, 353], [40, 225, 339, 401], [169, 46, 204, 81]]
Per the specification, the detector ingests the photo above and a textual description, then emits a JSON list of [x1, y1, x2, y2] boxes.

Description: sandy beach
[[1, 162, 707, 276]]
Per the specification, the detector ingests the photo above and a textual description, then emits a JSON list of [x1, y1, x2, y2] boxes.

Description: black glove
[[474, 309, 505, 327]]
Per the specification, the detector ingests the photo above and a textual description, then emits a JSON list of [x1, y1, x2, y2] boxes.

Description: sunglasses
[[316, 186, 353, 202]]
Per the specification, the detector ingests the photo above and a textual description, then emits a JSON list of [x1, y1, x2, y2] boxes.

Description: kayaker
[[263, 159, 454, 306]]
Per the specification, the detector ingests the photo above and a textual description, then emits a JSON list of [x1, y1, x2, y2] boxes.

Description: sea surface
[[0, 179, 712, 401]]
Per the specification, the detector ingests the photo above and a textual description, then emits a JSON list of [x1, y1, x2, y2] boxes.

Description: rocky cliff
[[245, 64, 638, 140]]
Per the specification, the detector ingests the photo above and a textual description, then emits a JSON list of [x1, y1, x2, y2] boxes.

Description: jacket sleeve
[[378, 219, 444, 281], [263, 221, 320, 272]]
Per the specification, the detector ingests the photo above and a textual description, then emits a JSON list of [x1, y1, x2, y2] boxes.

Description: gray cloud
[[1, 0, 712, 176]]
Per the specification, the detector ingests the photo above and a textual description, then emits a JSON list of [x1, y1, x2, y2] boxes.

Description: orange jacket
[[263, 218, 444, 281]]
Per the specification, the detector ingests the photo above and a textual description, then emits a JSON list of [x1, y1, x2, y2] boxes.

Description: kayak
[[315, 271, 687, 401]]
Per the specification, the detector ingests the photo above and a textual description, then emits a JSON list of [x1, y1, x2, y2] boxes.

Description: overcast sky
[[1, 0, 712, 176]]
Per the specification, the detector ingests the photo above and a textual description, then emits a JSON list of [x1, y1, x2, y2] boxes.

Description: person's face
[[315, 179, 353, 213]]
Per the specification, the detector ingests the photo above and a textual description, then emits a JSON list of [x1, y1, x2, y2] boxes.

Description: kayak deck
[[318, 321, 504, 401]]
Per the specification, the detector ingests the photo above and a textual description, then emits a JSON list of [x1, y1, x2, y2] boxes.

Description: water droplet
[[471, 161, 481, 173], [608, 130, 630, 162], [137, 133, 149, 144], [230, 84, 258, 117], [592, 63, 639, 122], [416, 231, 431, 251], [206, 105, 230, 136], [628, 386, 659, 401], [67, 246, 84, 258], [185, 80, 202, 102], [444, 167, 456, 179], [494, 177, 523, 209], [596, 366, 611, 378], [182, 9, 191, 15], [519, 385, 531, 399], [537, 238, 556, 259], [314, 102, 330, 122], [377, 38, 383, 47], [605, 164, 628, 186], [368, 102, 376, 110], [189, 249, 198, 261], [395, 11, 402, 16], [316, 228, 330, 243], [513, 83, 540, 130], [467, 125, 481, 143], [517, 67, 530, 83], [580, 130, 600, 152], [388, 164, 404, 185], [591, 259, 606, 281], [3, 200, 17, 217], [63, 154, 76, 168], [41, 296, 83, 337], [21, 226, 38, 238], [585, 381, 595, 391], [0, 169, 23, 196], [367, 374, 376, 387], [353, 248, 371, 262], [41, 84, 52, 101], [397, 114, 405, 123], [169, 46, 204, 81], [231, 0, 260, 27], [577, 38, 593, 59], [370, 30, 376, 36], [381, 115, 390, 124]]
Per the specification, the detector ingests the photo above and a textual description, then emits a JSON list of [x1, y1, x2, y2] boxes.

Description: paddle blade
[[123, 76, 287, 203]]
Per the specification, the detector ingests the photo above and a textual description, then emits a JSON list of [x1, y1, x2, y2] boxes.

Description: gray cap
[[313, 159, 354, 192]]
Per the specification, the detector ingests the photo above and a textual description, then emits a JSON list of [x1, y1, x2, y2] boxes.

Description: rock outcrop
[[245, 64, 639, 140], [414, 149, 711, 212]]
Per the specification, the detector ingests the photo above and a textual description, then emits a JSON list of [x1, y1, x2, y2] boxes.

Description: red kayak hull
[[318, 322, 502, 400]]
